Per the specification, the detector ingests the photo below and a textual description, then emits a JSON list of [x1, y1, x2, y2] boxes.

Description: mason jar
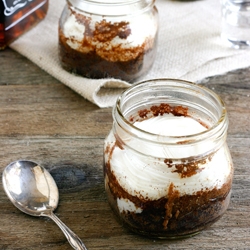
[[58, 0, 159, 82], [104, 79, 233, 238]]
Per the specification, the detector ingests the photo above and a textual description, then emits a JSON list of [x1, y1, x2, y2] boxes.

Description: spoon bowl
[[2, 160, 87, 250]]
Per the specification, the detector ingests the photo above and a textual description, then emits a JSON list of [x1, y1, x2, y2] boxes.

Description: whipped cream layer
[[106, 113, 232, 201], [62, 8, 157, 55], [134, 113, 207, 136]]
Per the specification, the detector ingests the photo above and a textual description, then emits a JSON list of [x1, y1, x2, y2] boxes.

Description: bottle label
[[2, 0, 34, 16], [0, 0, 48, 49]]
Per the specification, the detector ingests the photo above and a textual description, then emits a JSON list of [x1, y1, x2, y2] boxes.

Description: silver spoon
[[2, 160, 88, 250]]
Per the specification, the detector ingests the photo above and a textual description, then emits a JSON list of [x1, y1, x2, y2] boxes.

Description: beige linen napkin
[[10, 0, 250, 108]]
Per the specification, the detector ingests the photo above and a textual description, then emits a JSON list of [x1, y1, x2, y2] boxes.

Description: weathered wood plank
[[0, 48, 249, 249]]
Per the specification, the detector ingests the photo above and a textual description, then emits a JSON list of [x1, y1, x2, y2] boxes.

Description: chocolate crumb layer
[[105, 157, 233, 238]]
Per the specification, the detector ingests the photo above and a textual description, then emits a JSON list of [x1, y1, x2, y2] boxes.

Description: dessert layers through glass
[[58, 0, 158, 82], [104, 79, 233, 238]]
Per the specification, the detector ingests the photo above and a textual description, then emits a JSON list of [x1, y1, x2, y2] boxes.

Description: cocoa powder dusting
[[94, 20, 131, 42], [150, 104, 188, 117], [73, 9, 131, 43], [137, 103, 189, 120], [138, 109, 150, 119], [164, 158, 209, 178]]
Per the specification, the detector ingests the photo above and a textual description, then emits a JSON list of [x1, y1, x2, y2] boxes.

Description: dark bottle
[[0, 0, 49, 50]]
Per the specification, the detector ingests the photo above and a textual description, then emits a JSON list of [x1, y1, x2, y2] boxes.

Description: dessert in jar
[[58, 0, 158, 82], [104, 79, 234, 238]]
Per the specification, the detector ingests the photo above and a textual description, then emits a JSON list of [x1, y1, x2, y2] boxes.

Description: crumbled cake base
[[104, 160, 232, 238]]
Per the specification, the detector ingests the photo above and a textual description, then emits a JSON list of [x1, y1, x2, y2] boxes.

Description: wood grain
[[0, 48, 250, 250]]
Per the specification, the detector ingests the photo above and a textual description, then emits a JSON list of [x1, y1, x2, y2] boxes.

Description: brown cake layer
[[105, 162, 232, 238]]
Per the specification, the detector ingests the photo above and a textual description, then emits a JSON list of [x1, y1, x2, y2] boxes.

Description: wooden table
[[0, 48, 250, 249]]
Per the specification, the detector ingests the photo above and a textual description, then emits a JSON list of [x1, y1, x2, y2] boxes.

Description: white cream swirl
[[105, 114, 232, 200], [62, 9, 157, 52]]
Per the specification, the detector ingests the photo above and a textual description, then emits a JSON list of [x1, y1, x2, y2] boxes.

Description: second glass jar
[[104, 79, 233, 238], [58, 0, 159, 82]]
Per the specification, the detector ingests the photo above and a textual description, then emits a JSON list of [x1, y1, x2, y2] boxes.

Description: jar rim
[[114, 78, 228, 145], [68, 0, 151, 4], [67, 0, 155, 17]]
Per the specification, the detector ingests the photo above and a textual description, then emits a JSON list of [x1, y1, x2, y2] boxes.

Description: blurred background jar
[[58, 0, 159, 83], [104, 79, 233, 238], [221, 0, 250, 49], [0, 0, 49, 50]]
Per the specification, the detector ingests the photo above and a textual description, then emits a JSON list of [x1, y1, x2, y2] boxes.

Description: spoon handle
[[45, 212, 88, 250]]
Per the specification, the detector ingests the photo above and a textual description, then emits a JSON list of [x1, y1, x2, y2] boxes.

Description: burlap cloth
[[10, 0, 250, 108]]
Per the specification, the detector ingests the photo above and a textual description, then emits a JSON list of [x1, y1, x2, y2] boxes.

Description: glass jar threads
[[58, 0, 159, 82], [104, 79, 233, 238]]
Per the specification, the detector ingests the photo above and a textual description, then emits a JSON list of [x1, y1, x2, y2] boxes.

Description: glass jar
[[104, 79, 233, 238], [58, 0, 159, 82]]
